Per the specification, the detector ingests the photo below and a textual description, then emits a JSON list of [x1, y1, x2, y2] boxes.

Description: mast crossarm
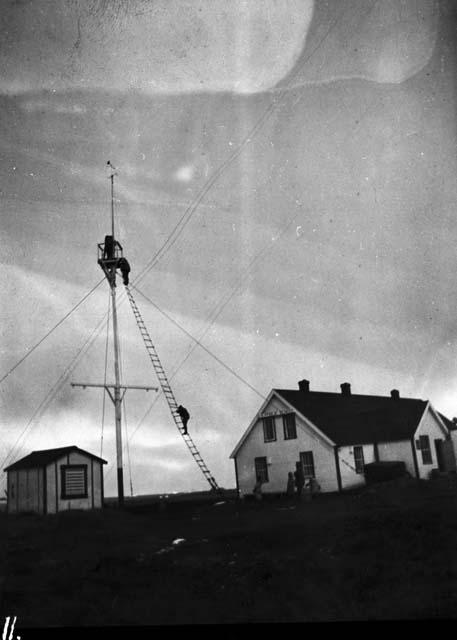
[[71, 382, 157, 407], [71, 382, 158, 391]]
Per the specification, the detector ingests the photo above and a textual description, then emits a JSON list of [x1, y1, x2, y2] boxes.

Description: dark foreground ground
[[1, 477, 457, 628]]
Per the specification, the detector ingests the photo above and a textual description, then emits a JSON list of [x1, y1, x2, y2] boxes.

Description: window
[[435, 439, 445, 471], [300, 451, 315, 478], [61, 465, 88, 499], [262, 417, 276, 442], [419, 435, 432, 465], [255, 457, 269, 483], [353, 446, 365, 474], [283, 413, 297, 440]]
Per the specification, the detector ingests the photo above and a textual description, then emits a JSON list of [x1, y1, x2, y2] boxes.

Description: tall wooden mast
[[72, 162, 157, 507], [108, 161, 124, 506]]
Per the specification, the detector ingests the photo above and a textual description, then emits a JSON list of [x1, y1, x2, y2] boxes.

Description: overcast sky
[[1, 0, 456, 496]]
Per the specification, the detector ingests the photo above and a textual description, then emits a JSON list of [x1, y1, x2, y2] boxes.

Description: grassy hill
[[1, 477, 457, 627]]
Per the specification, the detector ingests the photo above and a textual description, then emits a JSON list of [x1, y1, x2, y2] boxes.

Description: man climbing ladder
[[124, 284, 220, 491], [176, 405, 190, 435]]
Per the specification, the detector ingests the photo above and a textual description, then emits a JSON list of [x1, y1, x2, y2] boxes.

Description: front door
[[434, 439, 445, 472]]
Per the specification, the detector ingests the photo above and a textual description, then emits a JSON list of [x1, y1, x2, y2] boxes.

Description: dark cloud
[[1, 1, 457, 494]]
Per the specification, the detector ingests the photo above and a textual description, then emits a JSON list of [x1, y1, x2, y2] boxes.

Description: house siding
[[7, 471, 18, 514], [6, 449, 105, 515], [94, 460, 104, 508], [8, 468, 44, 514], [377, 439, 416, 476], [235, 396, 338, 496], [450, 431, 457, 469], [441, 439, 456, 471], [337, 444, 376, 490], [374, 407, 450, 478], [414, 407, 449, 479], [232, 393, 455, 497], [46, 463, 57, 514], [53, 452, 103, 511]]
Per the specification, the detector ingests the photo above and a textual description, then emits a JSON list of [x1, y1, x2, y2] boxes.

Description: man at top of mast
[[118, 257, 131, 286], [104, 235, 115, 260]]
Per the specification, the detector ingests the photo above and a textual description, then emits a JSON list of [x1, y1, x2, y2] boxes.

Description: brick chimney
[[340, 382, 351, 396], [390, 389, 400, 400], [298, 379, 310, 393]]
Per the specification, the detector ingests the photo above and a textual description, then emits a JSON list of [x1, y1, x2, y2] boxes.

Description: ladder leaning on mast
[[124, 284, 220, 492]]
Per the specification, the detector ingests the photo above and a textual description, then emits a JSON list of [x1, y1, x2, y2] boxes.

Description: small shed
[[4, 446, 107, 515]]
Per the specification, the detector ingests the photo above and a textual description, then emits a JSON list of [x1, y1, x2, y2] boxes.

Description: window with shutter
[[61, 465, 88, 499], [300, 451, 315, 478], [283, 413, 297, 440], [262, 417, 277, 442], [353, 446, 365, 474], [254, 457, 269, 483], [419, 435, 432, 465]]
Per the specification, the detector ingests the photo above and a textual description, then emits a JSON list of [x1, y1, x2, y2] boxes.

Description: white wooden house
[[4, 446, 107, 514], [230, 380, 456, 496]]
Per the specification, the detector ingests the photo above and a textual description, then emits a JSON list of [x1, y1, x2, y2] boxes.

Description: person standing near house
[[307, 476, 321, 496], [286, 471, 295, 498], [294, 461, 305, 499], [253, 475, 263, 502]]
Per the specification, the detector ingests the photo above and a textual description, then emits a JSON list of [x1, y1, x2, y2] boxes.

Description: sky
[[1, 0, 457, 496]]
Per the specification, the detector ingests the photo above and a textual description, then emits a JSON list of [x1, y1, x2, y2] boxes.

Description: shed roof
[[274, 389, 429, 446], [4, 446, 107, 472]]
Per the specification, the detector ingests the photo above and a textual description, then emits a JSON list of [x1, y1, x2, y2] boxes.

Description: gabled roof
[[230, 387, 448, 457], [438, 412, 456, 431], [274, 389, 429, 446], [4, 446, 107, 472]]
